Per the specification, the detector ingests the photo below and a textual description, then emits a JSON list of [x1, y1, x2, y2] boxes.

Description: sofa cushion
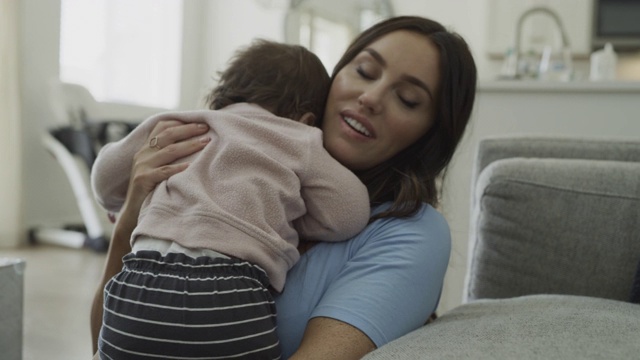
[[466, 158, 640, 301], [363, 295, 640, 359]]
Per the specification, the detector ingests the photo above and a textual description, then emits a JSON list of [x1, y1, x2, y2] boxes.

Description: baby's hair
[[205, 39, 330, 122]]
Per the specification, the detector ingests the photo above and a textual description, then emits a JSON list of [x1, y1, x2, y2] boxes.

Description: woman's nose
[[357, 85, 384, 114]]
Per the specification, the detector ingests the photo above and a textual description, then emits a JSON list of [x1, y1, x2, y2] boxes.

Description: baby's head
[[206, 39, 330, 125]]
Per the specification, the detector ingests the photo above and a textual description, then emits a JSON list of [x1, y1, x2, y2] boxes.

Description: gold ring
[[149, 136, 162, 150]]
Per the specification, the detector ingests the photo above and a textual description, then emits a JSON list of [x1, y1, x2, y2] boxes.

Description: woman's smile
[[341, 111, 375, 139]]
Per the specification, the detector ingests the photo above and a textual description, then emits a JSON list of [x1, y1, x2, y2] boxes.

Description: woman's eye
[[356, 66, 374, 80], [400, 96, 419, 109]]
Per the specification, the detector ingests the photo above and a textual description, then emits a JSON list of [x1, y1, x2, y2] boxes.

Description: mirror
[[284, 0, 395, 71]]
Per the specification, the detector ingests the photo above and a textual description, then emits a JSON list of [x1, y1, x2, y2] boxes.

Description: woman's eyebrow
[[363, 48, 434, 100], [364, 48, 387, 67]]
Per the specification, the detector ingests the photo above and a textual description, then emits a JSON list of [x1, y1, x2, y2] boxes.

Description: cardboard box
[[0, 258, 25, 360]]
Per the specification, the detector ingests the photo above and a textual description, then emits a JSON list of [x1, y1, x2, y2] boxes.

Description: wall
[[203, 1, 287, 101], [394, 0, 490, 79], [180, 0, 287, 109], [0, 0, 22, 247], [18, 0, 74, 244]]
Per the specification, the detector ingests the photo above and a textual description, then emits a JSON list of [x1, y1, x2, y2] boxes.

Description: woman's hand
[[289, 317, 376, 360], [124, 120, 211, 215], [91, 120, 210, 354]]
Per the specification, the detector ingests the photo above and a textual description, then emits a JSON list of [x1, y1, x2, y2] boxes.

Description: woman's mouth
[[343, 116, 372, 137]]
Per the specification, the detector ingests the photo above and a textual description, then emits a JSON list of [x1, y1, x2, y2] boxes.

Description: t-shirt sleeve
[[309, 205, 452, 347]]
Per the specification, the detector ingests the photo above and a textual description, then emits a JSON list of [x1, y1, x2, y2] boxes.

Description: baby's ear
[[298, 112, 316, 126]]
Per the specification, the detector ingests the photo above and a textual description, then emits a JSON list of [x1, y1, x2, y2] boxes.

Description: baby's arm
[[91, 116, 158, 212], [294, 135, 370, 242], [91, 111, 205, 212]]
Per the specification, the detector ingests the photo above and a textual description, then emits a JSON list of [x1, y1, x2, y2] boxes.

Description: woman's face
[[322, 30, 441, 171]]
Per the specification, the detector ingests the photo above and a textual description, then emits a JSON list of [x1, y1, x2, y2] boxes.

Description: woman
[[90, 15, 476, 359]]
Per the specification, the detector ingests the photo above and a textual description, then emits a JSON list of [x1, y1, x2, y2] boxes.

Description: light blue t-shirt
[[274, 202, 451, 358]]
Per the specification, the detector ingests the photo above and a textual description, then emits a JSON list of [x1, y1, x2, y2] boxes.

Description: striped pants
[[98, 251, 281, 359]]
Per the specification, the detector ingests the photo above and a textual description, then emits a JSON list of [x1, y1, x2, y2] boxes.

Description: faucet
[[511, 6, 571, 79]]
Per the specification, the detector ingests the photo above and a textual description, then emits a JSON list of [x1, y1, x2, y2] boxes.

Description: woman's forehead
[[362, 30, 441, 94], [365, 30, 436, 59]]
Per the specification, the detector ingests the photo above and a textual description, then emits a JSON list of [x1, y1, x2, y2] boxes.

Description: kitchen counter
[[479, 80, 640, 93]]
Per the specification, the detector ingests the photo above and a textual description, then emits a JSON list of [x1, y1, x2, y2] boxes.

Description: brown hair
[[205, 39, 330, 122], [323, 16, 477, 219]]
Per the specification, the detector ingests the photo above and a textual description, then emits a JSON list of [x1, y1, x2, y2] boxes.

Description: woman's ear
[[299, 112, 316, 126]]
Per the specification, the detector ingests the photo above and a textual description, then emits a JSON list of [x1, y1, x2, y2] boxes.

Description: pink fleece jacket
[[91, 103, 370, 291]]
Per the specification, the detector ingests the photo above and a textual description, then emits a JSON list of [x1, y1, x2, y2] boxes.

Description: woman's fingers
[[145, 122, 210, 163], [128, 120, 211, 201], [148, 132, 211, 168], [130, 162, 191, 198], [136, 121, 210, 167], [149, 121, 209, 149]]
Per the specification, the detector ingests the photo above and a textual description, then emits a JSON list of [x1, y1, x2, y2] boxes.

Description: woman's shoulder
[[373, 202, 447, 221], [341, 202, 452, 260], [367, 203, 450, 240]]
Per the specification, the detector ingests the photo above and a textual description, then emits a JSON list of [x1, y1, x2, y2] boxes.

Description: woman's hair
[[205, 39, 331, 122], [324, 16, 477, 219]]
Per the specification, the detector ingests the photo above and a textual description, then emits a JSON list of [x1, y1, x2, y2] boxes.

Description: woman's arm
[[90, 121, 210, 353], [290, 317, 376, 360]]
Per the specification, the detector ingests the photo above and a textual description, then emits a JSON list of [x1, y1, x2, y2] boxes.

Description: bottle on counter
[[538, 45, 573, 82], [514, 49, 540, 80], [590, 42, 618, 81], [499, 47, 518, 79]]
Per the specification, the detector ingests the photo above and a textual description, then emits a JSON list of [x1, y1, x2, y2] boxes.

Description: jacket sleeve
[[293, 132, 370, 242]]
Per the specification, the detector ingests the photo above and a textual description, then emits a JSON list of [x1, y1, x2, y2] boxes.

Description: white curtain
[[0, 0, 23, 247]]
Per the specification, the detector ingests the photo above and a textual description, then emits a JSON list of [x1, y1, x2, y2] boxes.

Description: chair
[[364, 135, 640, 359], [28, 81, 136, 251]]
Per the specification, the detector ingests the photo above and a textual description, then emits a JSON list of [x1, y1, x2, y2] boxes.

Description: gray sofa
[[364, 136, 640, 359]]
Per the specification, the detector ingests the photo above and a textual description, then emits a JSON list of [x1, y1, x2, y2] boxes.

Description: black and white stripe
[[98, 251, 281, 359]]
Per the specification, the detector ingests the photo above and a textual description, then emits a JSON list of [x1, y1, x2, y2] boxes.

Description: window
[[298, 12, 352, 73], [59, 0, 183, 109]]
